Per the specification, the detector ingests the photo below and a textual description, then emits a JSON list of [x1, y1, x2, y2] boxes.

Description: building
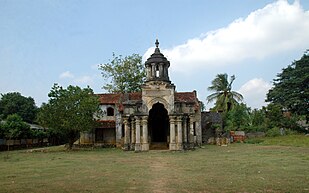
[[80, 40, 202, 151]]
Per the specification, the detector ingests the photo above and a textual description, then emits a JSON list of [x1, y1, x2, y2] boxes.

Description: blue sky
[[1, 0, 308, 110]]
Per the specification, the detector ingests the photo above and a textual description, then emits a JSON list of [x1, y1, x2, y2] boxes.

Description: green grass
[[1, 135, 309, 193]]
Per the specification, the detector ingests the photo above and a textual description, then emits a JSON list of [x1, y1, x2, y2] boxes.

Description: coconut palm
[[207, 73, 243, 112]]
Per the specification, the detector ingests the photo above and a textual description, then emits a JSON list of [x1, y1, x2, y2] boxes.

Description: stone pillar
[[183, 116, 188, 147], [164, 65, 168, 79], [177, 116, 183, 150], [146, 65, 151, 80], [131, 119, 135, 150], [189, 115, 195, 149], [123, 118, 130, 150], [151, 63, 156, 78], [142, 116, 149, 151], [135, 116, 141, 152], [169, 116, 176, 150], [159, 64, 163, 78]]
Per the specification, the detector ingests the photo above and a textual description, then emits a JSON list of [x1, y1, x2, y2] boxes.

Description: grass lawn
[[0, 135, 309, 193]]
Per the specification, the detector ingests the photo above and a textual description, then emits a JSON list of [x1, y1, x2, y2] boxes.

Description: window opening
[[107, 107, 114, 116]]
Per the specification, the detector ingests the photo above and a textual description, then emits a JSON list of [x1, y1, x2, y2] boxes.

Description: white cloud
[[144, 0, 309, 72], [238, 78, 272, 109], [59, 71, 74, 79]]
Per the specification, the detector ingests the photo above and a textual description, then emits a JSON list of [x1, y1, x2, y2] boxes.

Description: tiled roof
[[97, 93, 121, 104], [128, 92, 142, 101], [97, 91, 200, 110], [174, 92, 196, 103]]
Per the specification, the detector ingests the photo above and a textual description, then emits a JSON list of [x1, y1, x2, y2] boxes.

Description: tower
[[144, 39, 171, 83], [142, 39, 175, 114]]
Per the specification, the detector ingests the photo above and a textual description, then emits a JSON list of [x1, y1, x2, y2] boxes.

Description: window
[[107, 107, 114, 116]]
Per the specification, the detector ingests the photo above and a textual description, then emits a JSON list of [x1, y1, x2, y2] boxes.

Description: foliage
[[266, 51, 309, 118], [2, 114, 31, 139], [99, 53, 146, 93], [0, 121, 5, 138], [207, 73, 243, 112], [37, 84, 101, 149], [0, 92, 38, 123], [249, 108, 267, 132], [31, 129, 47, 139], [199, 101, 206, 111], [266, 127, 281, 137], [224, 103, 250, 131]]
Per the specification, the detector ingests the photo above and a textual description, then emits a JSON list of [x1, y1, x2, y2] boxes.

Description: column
[[135, 116, 141, 152], [189, 115, 194, 149], [130, 118, 135, 150], [123, 118, 130, 150], [177, 116, 183, 150], [169, 116, 176, 150], [142, 116, 149, 151], [183, 116, 188, 148], [159, 64, 163, 78], [151, 63, 156, 78]]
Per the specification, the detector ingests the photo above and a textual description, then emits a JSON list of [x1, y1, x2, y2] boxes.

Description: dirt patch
[[148, 157, 170, 192]]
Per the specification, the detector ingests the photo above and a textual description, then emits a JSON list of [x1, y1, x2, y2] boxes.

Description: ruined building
[[80, 40, 202, 151]]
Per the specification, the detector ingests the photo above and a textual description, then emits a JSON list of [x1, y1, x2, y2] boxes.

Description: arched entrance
[[148, 103, 169, 147]]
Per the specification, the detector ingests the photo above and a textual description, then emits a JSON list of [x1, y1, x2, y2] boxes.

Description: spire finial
[[155, 39, 159, 48]]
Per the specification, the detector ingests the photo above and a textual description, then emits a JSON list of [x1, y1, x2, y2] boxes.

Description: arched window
[[107, 107, 114, 116]]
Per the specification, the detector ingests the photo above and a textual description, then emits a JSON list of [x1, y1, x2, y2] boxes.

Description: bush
[[245, 138, 264, 144], [266, 127, 281, 137]]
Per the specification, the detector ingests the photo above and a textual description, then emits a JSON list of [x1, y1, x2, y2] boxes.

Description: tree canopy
[[0, 92, 37, 123], [99, 53, 146, 93], [2, 114, 31, 139], [266, 51, 309, 118], [207, 73, 243, 112], [37, 84, 101, 149]]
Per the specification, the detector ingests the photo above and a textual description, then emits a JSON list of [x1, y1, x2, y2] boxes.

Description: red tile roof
[[97, 91, 200, 110], [97, 93, 121, 104], [128, 92, 142, 101], [175, 92, 196, 103]]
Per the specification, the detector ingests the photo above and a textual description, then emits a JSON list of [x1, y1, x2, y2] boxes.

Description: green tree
[[266, 51, 309, 119], [3, 114, 31, 139], [99, 53, 146, 93], [224, 103, 250, 131], [37, 84, 101, 149], [207, 73, 243, 112], [250, 108, 267, 132], [0, 92, 38, 123]]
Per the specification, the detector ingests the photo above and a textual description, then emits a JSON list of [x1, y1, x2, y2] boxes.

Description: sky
[[0, 0, 308, 110]]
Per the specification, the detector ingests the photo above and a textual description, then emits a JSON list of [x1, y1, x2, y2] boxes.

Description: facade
[[80, 40, 202, 151]]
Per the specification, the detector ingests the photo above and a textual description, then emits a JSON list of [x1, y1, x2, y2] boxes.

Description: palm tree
[[207, 73, 243, 112]]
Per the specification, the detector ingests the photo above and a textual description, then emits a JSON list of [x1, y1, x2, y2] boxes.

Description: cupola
[[145, 39, 170, 83]]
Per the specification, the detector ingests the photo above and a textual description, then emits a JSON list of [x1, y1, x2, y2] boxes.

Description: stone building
[[80, 40, 202, 151]]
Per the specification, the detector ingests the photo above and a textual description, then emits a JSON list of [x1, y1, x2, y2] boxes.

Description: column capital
[[142, 116, 148, 124], [177, 116, 183, 122], [169, 115, 176, 122], [134, 116, 141, 122]]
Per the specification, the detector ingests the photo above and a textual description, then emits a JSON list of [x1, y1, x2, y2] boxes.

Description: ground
[[0, 135, 309, 193]]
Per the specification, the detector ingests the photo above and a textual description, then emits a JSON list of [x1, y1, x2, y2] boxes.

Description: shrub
[[266, 127, 281, 137]]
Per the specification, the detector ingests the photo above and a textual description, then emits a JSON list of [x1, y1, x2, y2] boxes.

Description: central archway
[[148, 102, 169, 144]]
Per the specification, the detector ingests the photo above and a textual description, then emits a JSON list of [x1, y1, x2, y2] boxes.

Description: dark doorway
[[148, 103, 169, 142]]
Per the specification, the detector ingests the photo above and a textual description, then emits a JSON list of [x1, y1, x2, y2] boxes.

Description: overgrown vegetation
[[37, 84, 101, 149], [99, 53, 146, 93], [221, 102, 306, 136]]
